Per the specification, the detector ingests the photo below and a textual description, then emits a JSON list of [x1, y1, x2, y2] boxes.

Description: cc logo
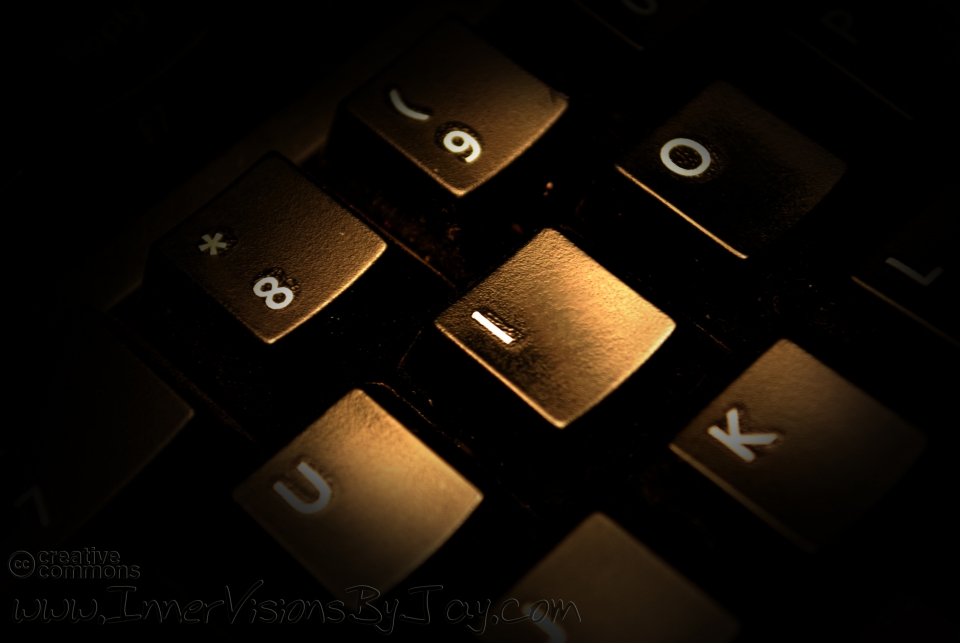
[[8, 551, 36, 579]]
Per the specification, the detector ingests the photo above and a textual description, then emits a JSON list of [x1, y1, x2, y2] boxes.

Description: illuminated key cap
[[435, 228, 675, 428], [150, 153, 387, 344], [616, 81, 846, 258], [343, 20, 568, 196], [479, 513, 739, 643], [670, 339, 927, 551], [233, 389, 482, 599]]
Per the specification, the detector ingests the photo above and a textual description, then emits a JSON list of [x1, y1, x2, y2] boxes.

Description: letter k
[[707, 408, 777, 462]]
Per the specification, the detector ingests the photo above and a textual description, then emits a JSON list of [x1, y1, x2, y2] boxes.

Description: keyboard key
[[340, 19, 568, 197], [669, 339, 926, 551], [232, 389, 483, 600], [433, 228, 675, 428], [4, 311, 194, 550], [852, 193, 958, 347], [478, 512, 739, 643], [148, 153, 387, 344], [574, 0, 711, 50], [615, 81, 846, 258], [786, 0, 959, 122]]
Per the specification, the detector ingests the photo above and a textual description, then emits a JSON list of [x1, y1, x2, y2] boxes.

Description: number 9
[[443, 130, 481, 163]]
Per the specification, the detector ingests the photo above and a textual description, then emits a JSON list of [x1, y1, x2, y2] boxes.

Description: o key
[[616, 81, 846, 258]]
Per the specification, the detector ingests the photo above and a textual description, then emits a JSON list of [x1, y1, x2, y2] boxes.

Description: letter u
[[273, 462, 332, 513]]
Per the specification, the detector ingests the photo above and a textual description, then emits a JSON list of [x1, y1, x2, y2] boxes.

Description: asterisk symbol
[[199, 233, 229, 256]]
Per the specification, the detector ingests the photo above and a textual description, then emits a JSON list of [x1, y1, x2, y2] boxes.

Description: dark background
[[3, 1, 958, 641]]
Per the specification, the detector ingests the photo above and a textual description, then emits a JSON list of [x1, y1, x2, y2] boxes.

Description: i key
[[669, 339, 926, 551], [616, 81, 846, 258], [479, 513, 739, 643], [233, 389, 482, 600], [405, 229, 675, 430], [328, 19, 568, 198], [852, 192, 958, 347]]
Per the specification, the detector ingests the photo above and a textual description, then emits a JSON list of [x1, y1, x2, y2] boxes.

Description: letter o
[[660, 138, 711, 177]]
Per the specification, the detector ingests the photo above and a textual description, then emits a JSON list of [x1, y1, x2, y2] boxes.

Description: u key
[[273, 461, 332, 513], [233, 390, 482, 600]]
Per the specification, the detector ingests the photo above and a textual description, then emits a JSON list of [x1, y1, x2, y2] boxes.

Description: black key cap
[[4, 311, 193, 551], [669, 339, 926, 552], [232, 389, 483, 600], [479, 512, 739, 643], [615, 81, 847, 258], [149, 153, 387, 344], [786, 0, 960, 122], [574, 0, 711, 50], [852, 193, 958, 347], [336, 19, 568, 197]]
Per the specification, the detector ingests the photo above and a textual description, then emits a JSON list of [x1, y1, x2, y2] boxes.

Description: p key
[[669, 339, 926, 551], [430, 228, 675, 428], [232, 389, 482, 600], [616, 81, 846, 258], [479, 513, 739, 643], [338, 19, 568, 197]]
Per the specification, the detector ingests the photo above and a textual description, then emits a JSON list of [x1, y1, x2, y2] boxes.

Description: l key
[[852, 192, 958, 347]]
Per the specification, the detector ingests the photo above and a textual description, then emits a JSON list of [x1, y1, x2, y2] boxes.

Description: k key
[[616, 81, 846, 258], [669, 339, 926, 551]]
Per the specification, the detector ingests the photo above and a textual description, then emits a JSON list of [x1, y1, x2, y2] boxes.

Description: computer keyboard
[[5, 1, 958, 641]]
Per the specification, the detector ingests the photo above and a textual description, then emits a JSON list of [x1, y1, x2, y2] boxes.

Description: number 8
[[253, 276, 294, 310]]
